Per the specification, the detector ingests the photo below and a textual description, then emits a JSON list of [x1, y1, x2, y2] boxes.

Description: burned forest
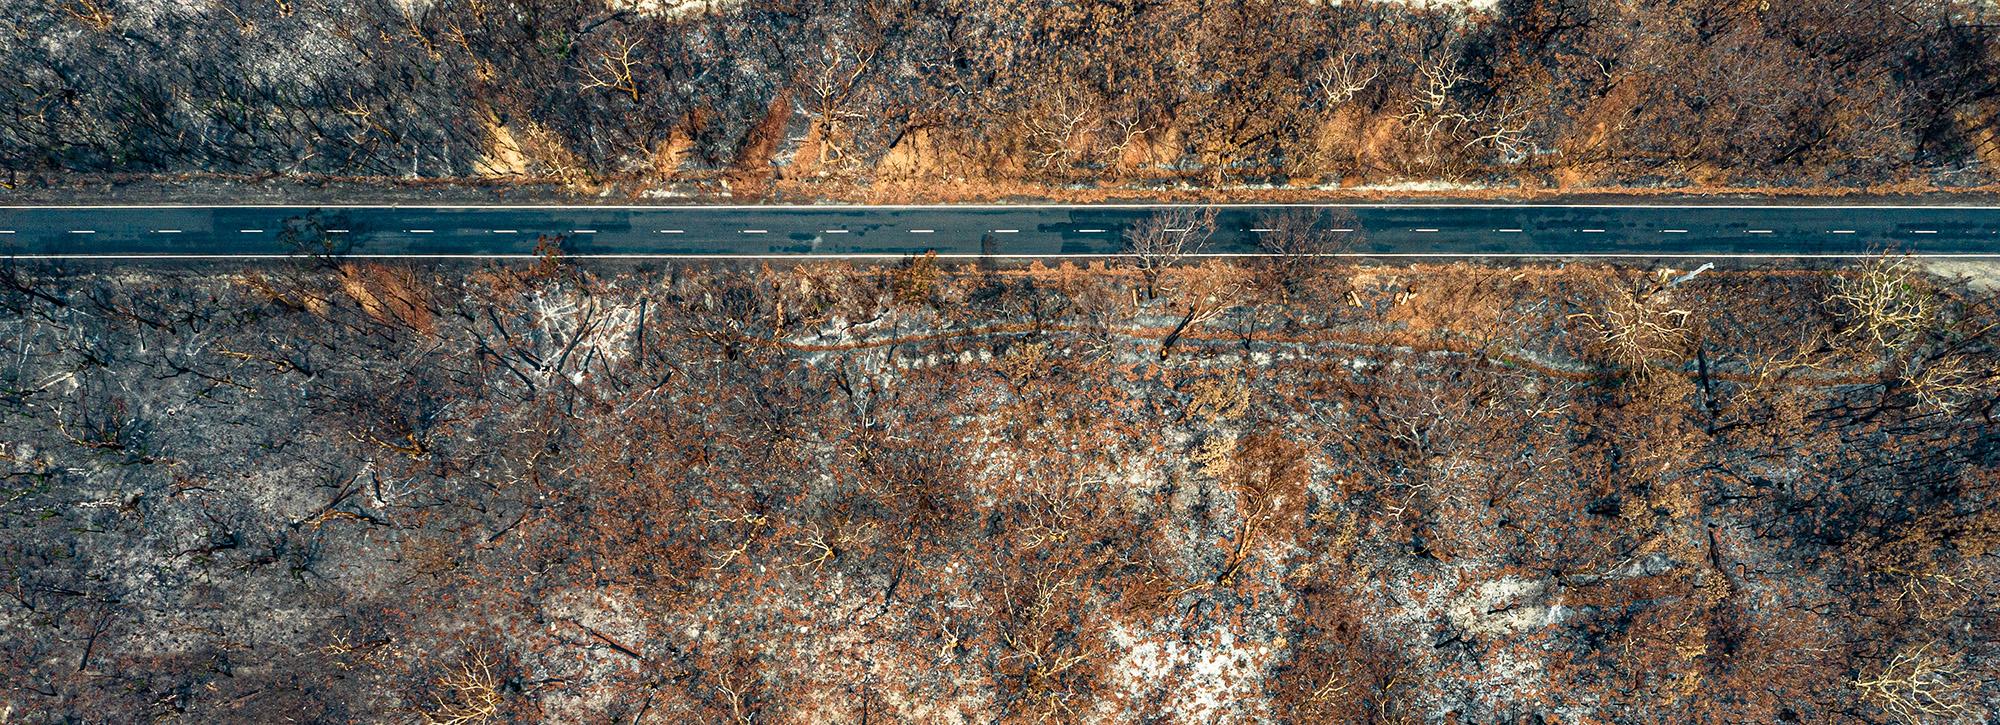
[[4, 0, 2000, 200], [1, 252, 1996, 722]]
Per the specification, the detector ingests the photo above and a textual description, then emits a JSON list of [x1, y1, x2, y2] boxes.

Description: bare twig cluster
[[423, 651, 501, 725], [1571, 287, 1694, 372], [1853, 644, 1978, 724], [1829, 255, 1942, 352], [1124, 208, 1219, 301]]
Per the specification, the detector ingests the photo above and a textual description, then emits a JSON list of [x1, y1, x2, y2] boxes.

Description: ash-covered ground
[[1, 255, 1994, 723]]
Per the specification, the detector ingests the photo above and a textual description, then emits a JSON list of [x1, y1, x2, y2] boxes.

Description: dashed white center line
[[70, 230, 95, 234], [409, 229, 434, 234], [1913, 229, 1937, 234], [1413, 228, 1439, 233], [1580, 229, 1605, 233], [992, 229, 1019, 233], [741, 229, 767, 234], [327, 229, 349, 234], [1495, 229, 1523, 233], [911, 229, 935, 234], [1661, 229, 1688, 233], [1249, 228, 1276, 233], [156, 230, 181, 234], [822, 229, 847, 234], [1163, 228, 1189, 233], [572, 229, 597, 234], [0, 230, 13, 234], [240, 229, 263, 234], [658, 229, 684, 234], [1077, 228, 1107, 233], [1830, 230, 1855, 234], [1329, 228, 1355, 232], [1746, 230, 1772, 234], [493, 229, 518, 234]]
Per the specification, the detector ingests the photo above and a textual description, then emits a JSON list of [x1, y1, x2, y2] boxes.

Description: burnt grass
[[0, 256, 1995, 723]]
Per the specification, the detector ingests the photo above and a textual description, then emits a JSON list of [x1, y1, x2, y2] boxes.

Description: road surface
[[1, 204, 1997, 258]]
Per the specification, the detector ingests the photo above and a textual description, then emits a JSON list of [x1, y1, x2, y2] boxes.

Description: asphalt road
[[1, 204, 1997, 258]]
